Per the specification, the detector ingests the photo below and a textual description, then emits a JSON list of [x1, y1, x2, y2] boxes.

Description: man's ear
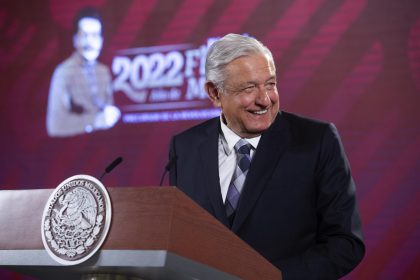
[[205, 82, 222, 107]]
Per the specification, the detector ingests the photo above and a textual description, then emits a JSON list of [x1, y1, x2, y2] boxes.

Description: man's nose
[[255, 86, 270, 106]]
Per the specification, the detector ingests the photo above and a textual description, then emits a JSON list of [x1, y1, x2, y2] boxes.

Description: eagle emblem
[[41, 175, 111, 265]]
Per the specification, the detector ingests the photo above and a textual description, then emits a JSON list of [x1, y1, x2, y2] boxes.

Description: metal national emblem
[[41, 174, 112, 265]]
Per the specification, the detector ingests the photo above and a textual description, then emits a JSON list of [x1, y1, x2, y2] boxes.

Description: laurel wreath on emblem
[[43, 187, 103, 258]]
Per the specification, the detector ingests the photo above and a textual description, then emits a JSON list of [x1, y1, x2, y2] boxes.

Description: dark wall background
[[0, 0, 419, 279]]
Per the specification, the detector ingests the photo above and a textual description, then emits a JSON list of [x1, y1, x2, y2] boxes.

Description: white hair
[[205, 33, 274, 91]]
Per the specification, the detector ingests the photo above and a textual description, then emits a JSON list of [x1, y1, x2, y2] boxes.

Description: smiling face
[[207, 53, 280, 138]]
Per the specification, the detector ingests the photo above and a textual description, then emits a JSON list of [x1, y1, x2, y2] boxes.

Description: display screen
[[1, 1, 419, 279]]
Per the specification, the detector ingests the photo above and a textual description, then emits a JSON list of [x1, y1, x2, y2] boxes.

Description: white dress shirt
[[218, 117, 261, 203]]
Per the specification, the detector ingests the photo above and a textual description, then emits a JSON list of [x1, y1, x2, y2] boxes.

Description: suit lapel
[[198, 119, 230, 227], [232, 113, 290, 232]]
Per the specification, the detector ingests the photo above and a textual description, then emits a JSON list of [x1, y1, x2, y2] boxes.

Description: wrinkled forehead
[[78, 18, 102, 34], [229, 52, 276, 71]]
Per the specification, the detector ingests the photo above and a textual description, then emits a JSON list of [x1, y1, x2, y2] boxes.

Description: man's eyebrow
[[266, 75, 277, 82], [241, 81, 257, 86]]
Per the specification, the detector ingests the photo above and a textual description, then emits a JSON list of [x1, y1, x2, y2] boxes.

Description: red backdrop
[[1, 0, 419, 279]]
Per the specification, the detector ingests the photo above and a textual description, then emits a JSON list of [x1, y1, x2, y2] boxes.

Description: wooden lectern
[[0, 187, 281, 280]]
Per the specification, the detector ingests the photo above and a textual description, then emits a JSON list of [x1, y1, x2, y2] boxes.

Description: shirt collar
[[219, 115, 261, 156]]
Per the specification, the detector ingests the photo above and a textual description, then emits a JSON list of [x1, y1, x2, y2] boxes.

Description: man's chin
[[246, 116, 274, 130], [243, 124, 271, 137], [80, 50, 100, 61]]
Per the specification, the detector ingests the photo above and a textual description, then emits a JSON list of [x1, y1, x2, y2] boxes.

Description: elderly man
[[46, 7, 119, 137], [169, 33, 365, 279]]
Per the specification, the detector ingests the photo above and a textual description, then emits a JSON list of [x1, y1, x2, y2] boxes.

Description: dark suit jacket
[[169, 111, 365, 280]]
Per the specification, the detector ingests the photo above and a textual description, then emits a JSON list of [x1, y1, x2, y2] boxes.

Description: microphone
[[159, 155, 177, 186], [99, 157, 123, 181]]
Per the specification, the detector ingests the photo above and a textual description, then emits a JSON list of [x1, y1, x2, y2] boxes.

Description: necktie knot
[[234, 139, 251, 155]]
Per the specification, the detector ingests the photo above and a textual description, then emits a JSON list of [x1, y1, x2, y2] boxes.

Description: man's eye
[[243, 85, 256, 93], [265, 82, 276, 90]]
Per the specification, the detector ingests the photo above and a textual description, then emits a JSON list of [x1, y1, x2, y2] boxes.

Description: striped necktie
[[225, 139, 252, 223]]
